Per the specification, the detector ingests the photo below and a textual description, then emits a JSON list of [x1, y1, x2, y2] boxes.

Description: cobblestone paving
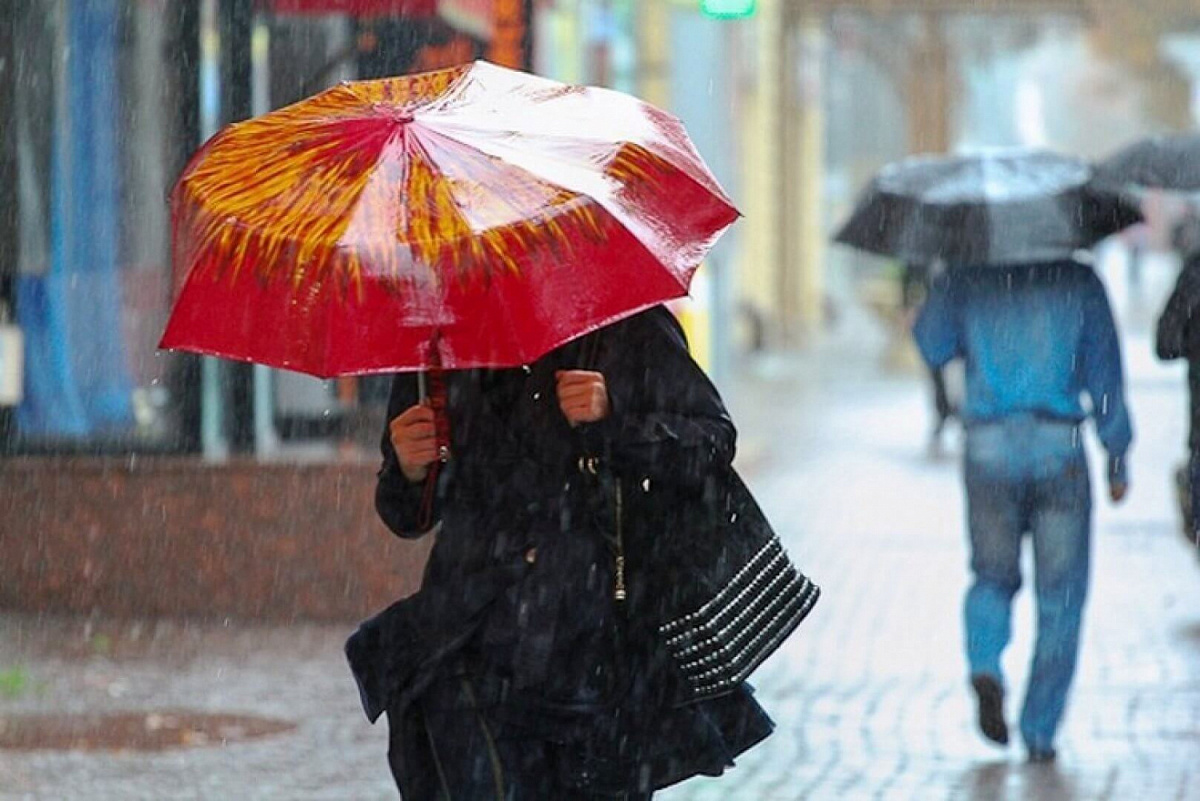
[[2, 320, 1199, 800]]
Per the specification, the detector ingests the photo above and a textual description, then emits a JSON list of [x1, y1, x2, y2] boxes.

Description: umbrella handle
[[415, 361, 449, 532], [421, 333, 452, 464], [420, 368, 450, 462]]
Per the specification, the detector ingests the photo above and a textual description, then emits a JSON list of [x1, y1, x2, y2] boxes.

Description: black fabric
[[1096, 133, 1200, 192], [387, 677, 658, 800], [346, 562, 526, 724], [1156, 255, 1200, 450], [348, 306, 776, 796], [386, 670, 769, 800]]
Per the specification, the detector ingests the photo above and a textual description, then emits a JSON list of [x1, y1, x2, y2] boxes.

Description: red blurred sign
[[264, 0, 438, 15]]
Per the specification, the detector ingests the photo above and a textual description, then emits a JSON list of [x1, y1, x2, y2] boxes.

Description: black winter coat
[[1157, 255, 1200, 450], [347, 306, 773, 797]]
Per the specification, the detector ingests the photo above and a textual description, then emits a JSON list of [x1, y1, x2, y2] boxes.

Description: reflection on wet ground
[[0, 711, 295, 752], [956, 761, 1084, 801]]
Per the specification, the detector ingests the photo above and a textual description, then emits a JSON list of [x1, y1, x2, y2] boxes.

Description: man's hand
[[1107, 456, 1129, 504], [389, 404, 438, 482], [555, 370, 610, 426]]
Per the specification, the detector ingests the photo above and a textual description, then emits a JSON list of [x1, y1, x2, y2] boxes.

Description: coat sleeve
[[375, 373, 447, 539], [912, 272, 961, 370], [582, 306, 736, 487], [1156, 264, 1200, 361], [1081, 273, 1133, 485]]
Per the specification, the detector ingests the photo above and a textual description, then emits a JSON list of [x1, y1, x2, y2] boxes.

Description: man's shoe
[[1027, 747, 1057, 764], [970, 674, 1009, 746]]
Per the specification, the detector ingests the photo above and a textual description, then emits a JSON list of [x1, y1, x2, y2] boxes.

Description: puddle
[[0, 711, 296, 752]]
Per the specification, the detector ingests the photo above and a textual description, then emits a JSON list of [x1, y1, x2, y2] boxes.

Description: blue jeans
[[963, 416, 1091, 752]]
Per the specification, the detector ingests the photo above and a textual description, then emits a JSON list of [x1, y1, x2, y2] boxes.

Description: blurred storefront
[[0, 1, 198, 456], [0, 0, 534, 462], [0, 0, 532, 621]]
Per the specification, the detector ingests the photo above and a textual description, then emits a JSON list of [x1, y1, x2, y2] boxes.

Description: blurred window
[[8, 1, 192, 453]]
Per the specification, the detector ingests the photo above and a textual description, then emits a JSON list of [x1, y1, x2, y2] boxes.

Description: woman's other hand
[[555, 370, 610, 426], [389, 404, 439, 482]]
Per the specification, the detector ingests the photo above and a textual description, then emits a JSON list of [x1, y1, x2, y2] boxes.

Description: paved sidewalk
[[3, 281, 1200, 799]]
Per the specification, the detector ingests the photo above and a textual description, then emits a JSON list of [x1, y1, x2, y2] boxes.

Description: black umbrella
[[834, 150, 1142, 267], [1094, 133, 1200, 191]]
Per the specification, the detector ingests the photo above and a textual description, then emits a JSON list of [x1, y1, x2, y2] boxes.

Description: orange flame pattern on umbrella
[[171, 65, 652, 301]]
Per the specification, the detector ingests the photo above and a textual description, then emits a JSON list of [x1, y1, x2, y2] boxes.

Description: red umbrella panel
[[161, 61, 739, 377]]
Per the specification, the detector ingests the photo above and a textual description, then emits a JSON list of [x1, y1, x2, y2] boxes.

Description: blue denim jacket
[[914, 260, 1132, 483]]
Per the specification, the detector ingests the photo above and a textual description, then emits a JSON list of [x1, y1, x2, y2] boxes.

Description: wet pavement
[[3, 267, 1200, 799]]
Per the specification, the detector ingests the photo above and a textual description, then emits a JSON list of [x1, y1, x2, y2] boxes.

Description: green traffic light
[[700, 0, 756, 18]]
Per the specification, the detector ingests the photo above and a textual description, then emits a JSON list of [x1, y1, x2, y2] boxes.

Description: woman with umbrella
[[371, 306, 775, 799], [161, 63, 818, 799]]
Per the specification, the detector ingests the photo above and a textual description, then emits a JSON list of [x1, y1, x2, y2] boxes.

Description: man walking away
[[914, 259, 1132, 763]]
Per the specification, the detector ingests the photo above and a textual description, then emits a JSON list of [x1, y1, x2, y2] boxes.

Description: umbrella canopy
[[834, 150, 1141, 267], [160, 61, 738, 377], [1094, 133, 1200, 192]]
